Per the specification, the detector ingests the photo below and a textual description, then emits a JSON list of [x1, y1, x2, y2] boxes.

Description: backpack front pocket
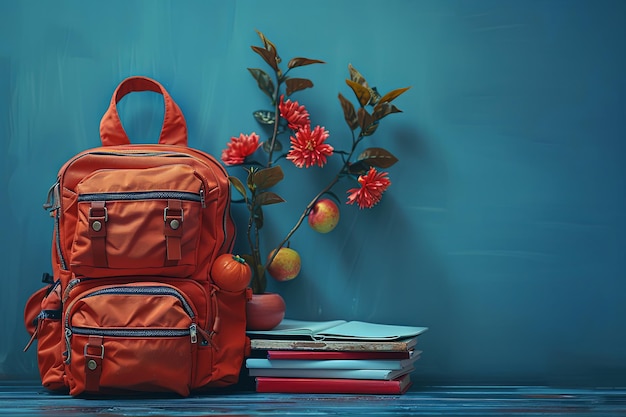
[[70, 164, 210, 278], [64, 282, 199, 396]]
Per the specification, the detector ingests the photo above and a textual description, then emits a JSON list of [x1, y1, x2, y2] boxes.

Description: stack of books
[[245, 319, 428, 394]]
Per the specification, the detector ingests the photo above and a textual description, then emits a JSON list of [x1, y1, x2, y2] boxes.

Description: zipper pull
[[199, 187, 206, 208], [189, 324, 198, 344], [193, 172, 208, 208], [64, 327, 73, 364]]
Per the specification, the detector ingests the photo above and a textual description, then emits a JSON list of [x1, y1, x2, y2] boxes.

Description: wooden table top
[[0, 381, 624, 416]]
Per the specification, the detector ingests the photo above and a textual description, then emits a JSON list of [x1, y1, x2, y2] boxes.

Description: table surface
[[1, 381, 625, 416]]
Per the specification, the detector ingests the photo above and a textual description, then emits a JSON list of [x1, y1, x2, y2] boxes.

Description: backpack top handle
[[100, 76, 188, 147]]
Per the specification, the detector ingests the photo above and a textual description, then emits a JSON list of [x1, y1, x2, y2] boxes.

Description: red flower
[[221, 132, 262, 166], [346, 167, 391, 209], [286, 125, 333, 168], [279, 95, 310, 131]]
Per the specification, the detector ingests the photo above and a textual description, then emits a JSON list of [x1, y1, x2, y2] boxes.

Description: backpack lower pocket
[[64, 282, 199, 396]]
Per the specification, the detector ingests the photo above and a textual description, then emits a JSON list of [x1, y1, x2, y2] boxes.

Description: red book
[[266, 350, 413, 360], [255, 374, 412, 394]]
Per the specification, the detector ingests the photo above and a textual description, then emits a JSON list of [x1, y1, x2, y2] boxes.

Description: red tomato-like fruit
[[211, 254, 252, 292]]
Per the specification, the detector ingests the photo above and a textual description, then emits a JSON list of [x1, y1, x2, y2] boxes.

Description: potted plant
[[221, 30, 409, 329]]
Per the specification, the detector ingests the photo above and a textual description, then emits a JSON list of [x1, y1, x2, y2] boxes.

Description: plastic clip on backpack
[[24, 76, 251, 396]]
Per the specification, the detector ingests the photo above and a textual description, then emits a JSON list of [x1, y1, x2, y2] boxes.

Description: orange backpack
[[24, 76, 250, 396]]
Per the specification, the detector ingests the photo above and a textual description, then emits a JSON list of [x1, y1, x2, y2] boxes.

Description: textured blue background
[[1, 1, 625, 386]]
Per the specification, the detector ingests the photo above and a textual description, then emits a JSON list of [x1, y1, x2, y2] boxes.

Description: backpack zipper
[[78, 286, 196, 316], [47, 184, 207, 272], [70, 326, 195, 339], [43, 182, 68, 270], [77, 190, 204, 205]]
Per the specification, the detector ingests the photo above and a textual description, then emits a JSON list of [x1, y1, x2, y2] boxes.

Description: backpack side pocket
[[24, 279, 67, 391]]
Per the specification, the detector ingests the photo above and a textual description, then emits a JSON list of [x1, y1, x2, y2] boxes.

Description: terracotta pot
[[246, 293, 286, 331]]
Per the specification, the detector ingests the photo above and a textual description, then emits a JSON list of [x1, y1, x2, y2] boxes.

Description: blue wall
[[1, 1, 625, 386]]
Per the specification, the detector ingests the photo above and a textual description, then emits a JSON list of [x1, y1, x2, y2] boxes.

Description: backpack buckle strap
[[84, 335, 104, 393], [164, 200, 183, 261], [88, 202, 108, 267]]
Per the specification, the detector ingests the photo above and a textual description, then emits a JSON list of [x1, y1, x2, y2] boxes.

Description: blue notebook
[[246, 350, 421, 370]]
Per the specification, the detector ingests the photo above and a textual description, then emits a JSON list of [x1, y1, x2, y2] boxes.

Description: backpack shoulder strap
[[99, 76, 187, 147]]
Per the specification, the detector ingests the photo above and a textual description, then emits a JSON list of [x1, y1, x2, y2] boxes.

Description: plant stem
[[266, 72, 285, 167], [250, 69, 283, 293]]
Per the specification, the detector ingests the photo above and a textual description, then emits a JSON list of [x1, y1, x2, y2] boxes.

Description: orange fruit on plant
[[267, 247, 301, 281]]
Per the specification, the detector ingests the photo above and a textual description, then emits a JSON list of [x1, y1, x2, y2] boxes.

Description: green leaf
[[357, 147, 399, 168], [363, 123, 379, 136], [262, 139, 283, 153], [376, 86, 411, 106], [253, 110, 276, 125], [372, 103, 402, 121], [346, 64, 382, 106], [338, 93, 358, 130], [251, 165, 284, 189], [251, 45, 279, 72], [252, 31, 281, 70], [348, 160, 370, 175], [288, 57, 325, 69], [255, 30, 278, 58], [346, 79, 371, 107], [256, 191, 286, 206], [348, 63, 369, 87], [228, 176, 248, 201], [358, 108, 379, 136], [286, 78, 314, 95], [368, 87, 382, 107], [245, 166, 257, 191], [357, 107, 375, 131], [248, 68, 275, 100]]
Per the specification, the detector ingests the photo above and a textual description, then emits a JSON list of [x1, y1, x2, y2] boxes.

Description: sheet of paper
[[246, 319, 346, 337], [316, 321, 428, 340], [246, 318, 428, 341]]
